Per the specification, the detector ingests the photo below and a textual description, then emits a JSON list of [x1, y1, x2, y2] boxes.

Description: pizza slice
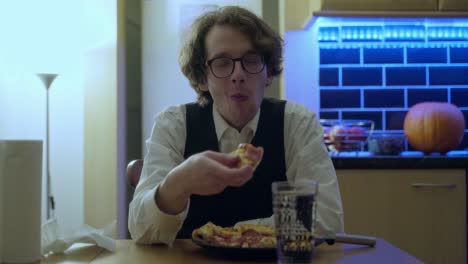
[[192, 222, 276, 249], [234, 223, 275, 236], [192, 222, 242, 247], [231, 143, 264, 169], [234, 223, 276, 248]]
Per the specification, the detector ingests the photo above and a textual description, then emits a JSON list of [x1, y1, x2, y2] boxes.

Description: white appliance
[[0, 140, 42, 263]]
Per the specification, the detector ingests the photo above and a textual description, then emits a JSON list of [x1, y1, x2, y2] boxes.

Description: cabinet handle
[[411, 183, 457, 188]]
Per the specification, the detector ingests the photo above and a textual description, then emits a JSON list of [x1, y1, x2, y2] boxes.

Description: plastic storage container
[[320, 119, 374, 152], [368, 132, 406, 155]]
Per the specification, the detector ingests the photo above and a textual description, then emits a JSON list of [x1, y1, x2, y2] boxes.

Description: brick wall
[[317, 23, 468, 151]]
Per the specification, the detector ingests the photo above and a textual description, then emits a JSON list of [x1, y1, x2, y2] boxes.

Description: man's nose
[[231, 61, 246, 82]]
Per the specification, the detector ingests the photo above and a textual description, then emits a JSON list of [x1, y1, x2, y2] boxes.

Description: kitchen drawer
[[439, 0, 468, 10], [321, 0, 438, 11]]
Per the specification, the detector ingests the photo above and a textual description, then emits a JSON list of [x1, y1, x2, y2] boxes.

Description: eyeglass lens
[[209, 53, 264, 78]]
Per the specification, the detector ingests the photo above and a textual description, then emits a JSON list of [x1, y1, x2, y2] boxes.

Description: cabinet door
[[439, 0, 468, 10], [320, 0, 438, 11], [337, 169, 466, 264], [281, 0, 313, 32]]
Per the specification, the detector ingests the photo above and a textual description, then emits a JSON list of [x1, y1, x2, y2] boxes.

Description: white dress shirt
[[128, 100, 344, 245]]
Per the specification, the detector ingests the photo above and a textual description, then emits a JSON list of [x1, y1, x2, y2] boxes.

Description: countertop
[[330, 151, 468, 169]]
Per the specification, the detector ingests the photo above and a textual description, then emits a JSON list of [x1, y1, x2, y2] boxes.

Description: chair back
[[127, 159, 144, 188]]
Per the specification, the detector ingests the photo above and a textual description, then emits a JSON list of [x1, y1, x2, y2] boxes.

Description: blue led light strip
[[317, 19, 468, 42]]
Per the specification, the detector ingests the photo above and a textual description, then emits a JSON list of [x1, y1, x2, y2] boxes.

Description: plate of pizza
[[191, 222, 277, 257]]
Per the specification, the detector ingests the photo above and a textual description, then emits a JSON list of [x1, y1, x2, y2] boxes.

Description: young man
[[128, 6, 343, 245]]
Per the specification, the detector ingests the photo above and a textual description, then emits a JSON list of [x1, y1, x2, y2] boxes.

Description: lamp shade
[[37, 73, 58, 90]]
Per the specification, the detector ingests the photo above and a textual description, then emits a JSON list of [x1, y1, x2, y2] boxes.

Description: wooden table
[[41, 239, 423, 263]]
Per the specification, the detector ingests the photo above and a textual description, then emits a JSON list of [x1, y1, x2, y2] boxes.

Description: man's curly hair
[[179, 6, 283, 106]]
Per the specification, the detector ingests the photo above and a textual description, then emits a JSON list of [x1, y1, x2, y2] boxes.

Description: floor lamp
[[37, 73, 58, 220]]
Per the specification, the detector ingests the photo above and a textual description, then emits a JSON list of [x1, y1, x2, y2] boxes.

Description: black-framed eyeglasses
[[206, 53, 265, 78]]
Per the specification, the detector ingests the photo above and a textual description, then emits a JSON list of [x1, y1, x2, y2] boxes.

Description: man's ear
[[199, 78, 209, 91]]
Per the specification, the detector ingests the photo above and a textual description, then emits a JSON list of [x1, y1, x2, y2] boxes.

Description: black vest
[[178, 98, 287, 238]]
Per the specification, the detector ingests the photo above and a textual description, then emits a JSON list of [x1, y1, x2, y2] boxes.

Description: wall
[[83, 43, 118, 230], [126, 0, 142, 163], [314, 17, 468, 151], [262, 0, 281, 99], [82, 0, 121, 233], [122, 0, 142, 238], [0, 1, 84, 235], [0, 0, 123, 236], [283, 29, 319, 115]]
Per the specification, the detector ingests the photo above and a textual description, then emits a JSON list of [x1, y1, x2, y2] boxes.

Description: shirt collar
[[212, 106, 260, 141]]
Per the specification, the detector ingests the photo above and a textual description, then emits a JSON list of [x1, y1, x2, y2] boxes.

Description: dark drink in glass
[[272, 181, 318, 264]]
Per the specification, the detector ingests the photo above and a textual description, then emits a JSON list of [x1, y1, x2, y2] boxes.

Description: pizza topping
[[260, 236, 276, 248], [192, 222, 276, 249], [231, 143, 264, 169], [240, 229, 263, 248]]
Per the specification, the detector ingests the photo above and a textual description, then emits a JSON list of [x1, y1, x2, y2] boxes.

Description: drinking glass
[[272, 180, 319, 264]]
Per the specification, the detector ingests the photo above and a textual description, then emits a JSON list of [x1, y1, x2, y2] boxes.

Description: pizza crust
[[231, 143, 264, 169], [193, 222, 218, 238], [234, 223, 275, 236]]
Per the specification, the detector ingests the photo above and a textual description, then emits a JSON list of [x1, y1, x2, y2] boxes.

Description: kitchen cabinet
[[321, 0, 438, 11], [336, 169, 466, 264], [279, 0, 321, 32], [279, 0, 468, 33], [439, 0, 468, 11]]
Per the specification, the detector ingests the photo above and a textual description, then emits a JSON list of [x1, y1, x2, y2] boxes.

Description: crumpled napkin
[[41, 218, 117, 255]]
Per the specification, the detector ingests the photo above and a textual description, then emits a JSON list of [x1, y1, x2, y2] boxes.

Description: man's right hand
[[155, 150, 254, 215]]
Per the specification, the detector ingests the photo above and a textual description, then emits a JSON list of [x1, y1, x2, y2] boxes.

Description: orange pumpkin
[[404, 102, 465, 154]]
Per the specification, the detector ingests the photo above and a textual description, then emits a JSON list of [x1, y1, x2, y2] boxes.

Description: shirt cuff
[[143, 185, 190, 245]]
